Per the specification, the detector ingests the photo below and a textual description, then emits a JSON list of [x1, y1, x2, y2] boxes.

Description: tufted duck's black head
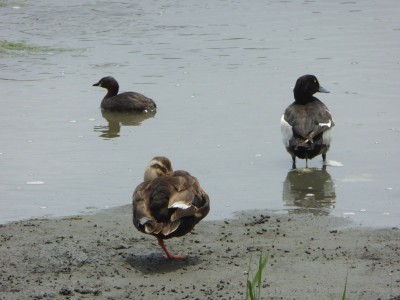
[[293, 74, 329, 104]]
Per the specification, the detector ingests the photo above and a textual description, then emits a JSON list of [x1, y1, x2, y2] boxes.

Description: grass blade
[[250, 251, 269, 296], [247, 280, 255, 300], [246, 251, 270, 300], [246, 254, 253, 300], [341, 270, 348, 300]]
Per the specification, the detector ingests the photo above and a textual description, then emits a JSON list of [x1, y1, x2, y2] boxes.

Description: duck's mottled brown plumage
[[132, 157, 210, 259], [93, 76, 156, 112]]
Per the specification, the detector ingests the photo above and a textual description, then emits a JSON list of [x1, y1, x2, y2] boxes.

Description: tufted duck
[[281, 75, 334, 168]]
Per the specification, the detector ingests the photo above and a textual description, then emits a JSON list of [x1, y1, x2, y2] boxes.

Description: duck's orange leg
[[157, 238, 186, 260]]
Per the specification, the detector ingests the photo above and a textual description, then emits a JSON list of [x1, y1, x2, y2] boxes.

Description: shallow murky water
[[1, 0, 399, 227]]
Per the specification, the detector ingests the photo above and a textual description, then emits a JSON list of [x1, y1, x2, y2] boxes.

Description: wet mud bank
[[1, 206, 399, 299]]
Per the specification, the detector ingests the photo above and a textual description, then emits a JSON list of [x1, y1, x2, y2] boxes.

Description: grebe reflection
[[94, 110, 156, 139]]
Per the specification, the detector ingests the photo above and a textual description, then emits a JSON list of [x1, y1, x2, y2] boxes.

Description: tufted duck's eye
[[313, 79, 317, 83]]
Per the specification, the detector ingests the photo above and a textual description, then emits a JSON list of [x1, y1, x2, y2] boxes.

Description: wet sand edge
[[1, 205, 399, 299]]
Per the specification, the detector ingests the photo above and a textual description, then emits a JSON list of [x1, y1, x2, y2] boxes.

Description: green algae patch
[[0, 40, 71, 57]]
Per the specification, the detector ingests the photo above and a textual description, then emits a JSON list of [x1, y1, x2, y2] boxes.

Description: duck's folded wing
[[303, 118, 333, 144], [121, 92, 156, 110], [132, 182, 159, 233], [168, 172, 209, 222], [285, 104, 334, 143], [302, 107, 334, 143], [161, 220, 181, 236], [170, 171, 196, 191]]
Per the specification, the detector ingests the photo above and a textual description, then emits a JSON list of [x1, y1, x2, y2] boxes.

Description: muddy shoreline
[[1, 206, 399, 299]]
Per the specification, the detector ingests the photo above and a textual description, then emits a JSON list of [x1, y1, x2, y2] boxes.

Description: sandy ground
[[0, 206, 399, 300]]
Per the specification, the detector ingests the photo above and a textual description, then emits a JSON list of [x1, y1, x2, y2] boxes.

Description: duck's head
[[144, 156, 173, 181], [293, 75, 329, 102], [93, 76, 119, 92]]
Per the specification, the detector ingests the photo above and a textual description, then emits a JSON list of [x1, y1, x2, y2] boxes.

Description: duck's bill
[[318, 86, 330, 93]]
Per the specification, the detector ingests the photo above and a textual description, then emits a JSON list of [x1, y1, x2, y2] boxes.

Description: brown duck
[[132, 157, 210, 260], [93, 76, 156, 112]]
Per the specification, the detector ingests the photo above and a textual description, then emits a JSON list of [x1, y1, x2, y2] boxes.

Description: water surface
[[1, 0, 399, 227]]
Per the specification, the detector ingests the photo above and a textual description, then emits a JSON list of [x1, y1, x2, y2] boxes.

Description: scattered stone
[[112, 244, 130, 250], [59, 287, 73, 295]]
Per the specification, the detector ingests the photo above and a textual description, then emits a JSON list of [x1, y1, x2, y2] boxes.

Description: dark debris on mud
[[1, 206, 400, 300]]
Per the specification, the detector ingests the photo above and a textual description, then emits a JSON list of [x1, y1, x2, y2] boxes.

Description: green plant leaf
[[246, 251, 270, 300], [341, 270, 348, 300], [246, 254, 253, 299], [250, 251, 269, 296], [247, 280, 255, 300]]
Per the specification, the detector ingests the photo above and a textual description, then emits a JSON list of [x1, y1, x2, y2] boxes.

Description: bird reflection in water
[[282, 166, 336, 216], [94, 110, 156, 139]]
